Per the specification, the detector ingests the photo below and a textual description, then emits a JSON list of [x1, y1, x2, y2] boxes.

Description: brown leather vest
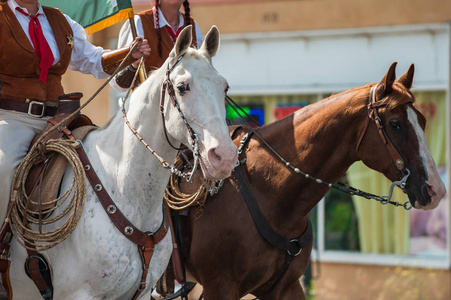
[[0, 3, 73, 102], [138, 9, 197, 72]]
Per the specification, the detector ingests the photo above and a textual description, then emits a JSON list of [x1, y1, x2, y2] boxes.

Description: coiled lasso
[[164, 156, 213, 218], [8, 139, 86, 251]]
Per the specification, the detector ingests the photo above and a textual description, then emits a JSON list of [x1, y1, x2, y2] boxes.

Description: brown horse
[[172, 62, 446, 300]]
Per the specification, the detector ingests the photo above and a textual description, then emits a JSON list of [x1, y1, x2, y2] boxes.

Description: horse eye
[[225, 85, 229, 94], [389, 120, 402, 130], [177, 82, 190, 96]]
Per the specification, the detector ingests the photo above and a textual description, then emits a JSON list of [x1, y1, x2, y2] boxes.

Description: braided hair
[[182, 0, 191, 29], [154, 0, 191, 58]]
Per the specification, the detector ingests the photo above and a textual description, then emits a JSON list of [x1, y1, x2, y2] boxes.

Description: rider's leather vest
[[0, 3, 73, 102], [138, 9, 197, 72]]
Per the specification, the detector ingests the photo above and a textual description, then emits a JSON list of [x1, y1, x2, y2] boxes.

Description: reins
[[225, 88, 413, 210]]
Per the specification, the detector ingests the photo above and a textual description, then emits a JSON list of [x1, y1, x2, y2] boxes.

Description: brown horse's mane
[[320, 81, 413, 109], [259, 81, 415, 131], [256, 83, 372, 133]]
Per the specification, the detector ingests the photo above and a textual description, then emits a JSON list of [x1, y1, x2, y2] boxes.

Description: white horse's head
[[161, 25, 237, 180]]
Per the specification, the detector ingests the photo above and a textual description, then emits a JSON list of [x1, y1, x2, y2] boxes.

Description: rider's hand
[[130, 37, 150, 68]]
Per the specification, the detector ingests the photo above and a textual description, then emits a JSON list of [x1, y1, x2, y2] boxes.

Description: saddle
[[24, 114, 97, 213]]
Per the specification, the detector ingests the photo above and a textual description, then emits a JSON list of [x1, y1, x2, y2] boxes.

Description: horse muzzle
[[200, 143, 238, 180], [407, 174, 446, 210]]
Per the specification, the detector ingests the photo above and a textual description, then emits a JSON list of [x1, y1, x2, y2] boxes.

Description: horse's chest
[[59, 201, 143, 289]]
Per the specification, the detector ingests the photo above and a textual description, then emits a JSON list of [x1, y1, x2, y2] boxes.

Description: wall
[[212, 24, 449, 96], [314, 262, 451, 300], [188, 0, 451, 34]]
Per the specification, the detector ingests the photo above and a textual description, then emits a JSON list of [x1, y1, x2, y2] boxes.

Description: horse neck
[[246, 88, 368, 221], [84, 69, 177, 229]]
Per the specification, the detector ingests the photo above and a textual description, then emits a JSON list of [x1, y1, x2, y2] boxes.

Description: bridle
[[227, 84, 415, 210], [355, 84, 414, 203], [356, 84, 414, 173], [122, 53, 201, 183], [160, 53, 200, 182]]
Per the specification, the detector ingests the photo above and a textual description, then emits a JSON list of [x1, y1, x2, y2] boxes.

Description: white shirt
[[110, 8, 203, 92], [8, 0, 109, 79]]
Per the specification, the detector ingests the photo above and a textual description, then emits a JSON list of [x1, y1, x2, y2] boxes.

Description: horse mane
[[255, 80, 413, 138], [259, 84, 372, 132]]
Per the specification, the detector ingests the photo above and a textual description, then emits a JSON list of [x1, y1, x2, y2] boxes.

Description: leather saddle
[[24, 112, 97, 214]]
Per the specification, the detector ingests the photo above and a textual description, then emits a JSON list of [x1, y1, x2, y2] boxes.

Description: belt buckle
[[28, 100, 46, 118]]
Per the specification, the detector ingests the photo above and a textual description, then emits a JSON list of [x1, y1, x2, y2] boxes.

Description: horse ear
[[200, 26, 220, 58], [172, 25, 193, 57], [379, 62, 397, 94], [398, 64, 415, 89]]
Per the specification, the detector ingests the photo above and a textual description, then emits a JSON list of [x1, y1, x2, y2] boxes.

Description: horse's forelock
[[386, 82, 415, 110]]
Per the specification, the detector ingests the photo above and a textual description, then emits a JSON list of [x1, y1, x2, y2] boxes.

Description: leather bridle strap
[[160, 53, 197, 151], [75, 145, 169, 300], [356, 85, 411, 172]]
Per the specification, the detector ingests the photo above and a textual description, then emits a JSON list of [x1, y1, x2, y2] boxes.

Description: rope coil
[[9, 139, 86, 251], [163, 156, 212, 218]]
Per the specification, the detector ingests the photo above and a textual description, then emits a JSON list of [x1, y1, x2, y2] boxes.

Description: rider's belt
[[0, 93, 82, 118]]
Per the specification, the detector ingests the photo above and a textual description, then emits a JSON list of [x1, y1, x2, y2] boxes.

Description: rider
[[0, 0, 150, 225], [111, 0, 203, 91]]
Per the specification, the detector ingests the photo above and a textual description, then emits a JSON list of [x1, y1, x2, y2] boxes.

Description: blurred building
[[61, 0, 451, 299]]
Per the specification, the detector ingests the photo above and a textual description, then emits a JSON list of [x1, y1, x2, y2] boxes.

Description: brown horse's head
[[357, 62, 446, 210]]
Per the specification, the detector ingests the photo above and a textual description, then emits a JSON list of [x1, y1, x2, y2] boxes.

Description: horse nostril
[[422, 185, 432, 203], [208, 148, 222, 165]]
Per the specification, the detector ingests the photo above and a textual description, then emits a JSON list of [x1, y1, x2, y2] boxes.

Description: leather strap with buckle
[[0, 99, 58, 117], [0, 93, 82, 118]]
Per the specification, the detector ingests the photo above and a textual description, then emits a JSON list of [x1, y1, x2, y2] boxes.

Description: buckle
[[28, 101, 46, 118]]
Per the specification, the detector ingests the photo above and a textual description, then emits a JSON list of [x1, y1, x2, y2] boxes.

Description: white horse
[[9, 25, 237, 299]]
